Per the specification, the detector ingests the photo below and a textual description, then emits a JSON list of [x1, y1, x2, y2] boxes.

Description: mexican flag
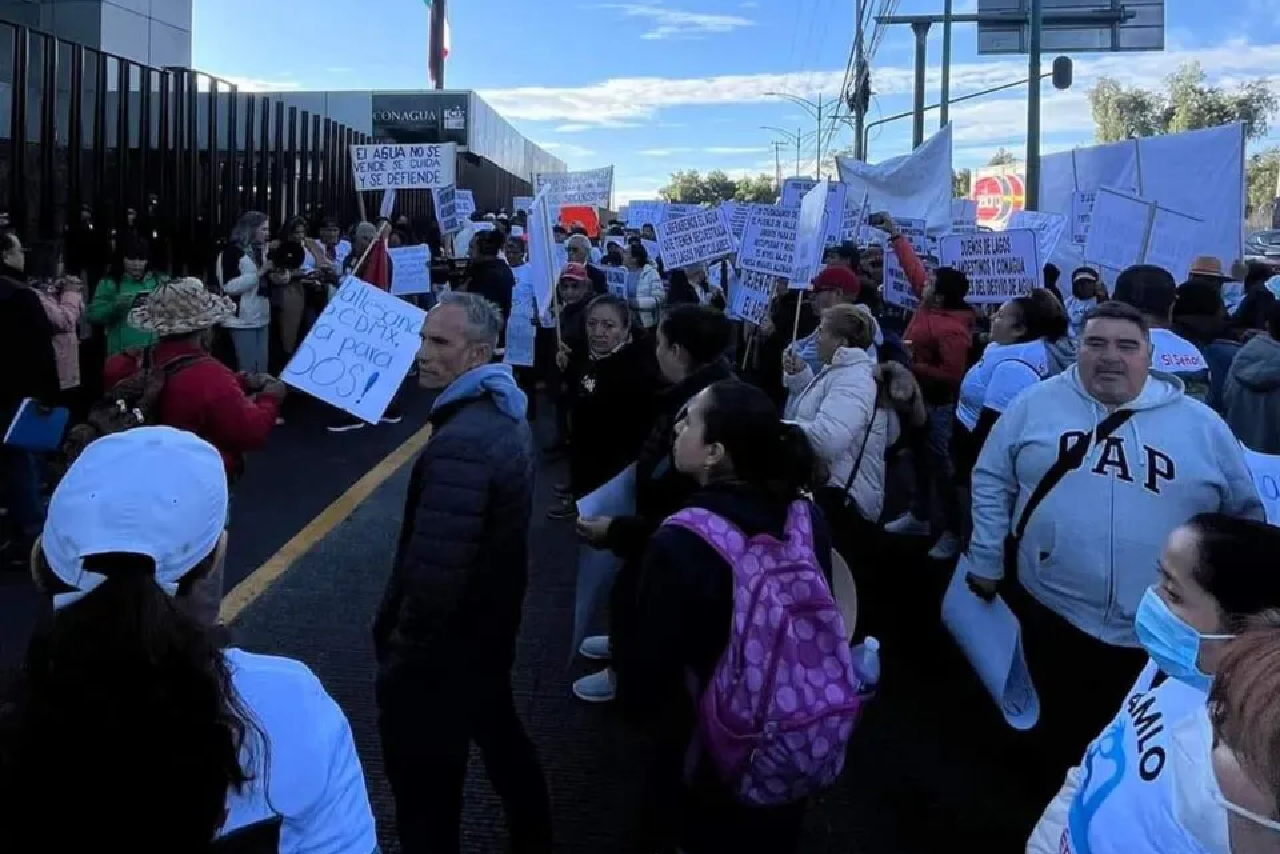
[[424, 0, 451, 82]]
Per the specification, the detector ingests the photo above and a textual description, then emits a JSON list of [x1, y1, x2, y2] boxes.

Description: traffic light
[[1052, 55, 1073, 90]]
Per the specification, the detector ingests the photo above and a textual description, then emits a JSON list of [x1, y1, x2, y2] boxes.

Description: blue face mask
[[1135, 587, 1231, 692]]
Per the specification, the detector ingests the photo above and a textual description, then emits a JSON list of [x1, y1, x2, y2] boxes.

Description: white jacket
[[631, 263, 664, 329], [217, 249, 270, 329], [783, 347, 898, 522]]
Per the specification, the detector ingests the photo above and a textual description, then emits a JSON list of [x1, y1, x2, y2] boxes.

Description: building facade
[[0, 0, 190, 67]]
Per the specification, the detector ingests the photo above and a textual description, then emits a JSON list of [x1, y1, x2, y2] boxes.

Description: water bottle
[[849, 636, 881, 692]]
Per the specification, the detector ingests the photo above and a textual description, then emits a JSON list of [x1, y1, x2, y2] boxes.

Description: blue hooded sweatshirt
[[429, 362, 528, 421], [965, 365, 1264, 647]]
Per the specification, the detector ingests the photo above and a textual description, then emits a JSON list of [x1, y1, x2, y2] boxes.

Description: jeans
[[377, 667, 553, 854], [229, 326, 269, 373], [1, 446, 43, 550], [910, 403, 964, 533]]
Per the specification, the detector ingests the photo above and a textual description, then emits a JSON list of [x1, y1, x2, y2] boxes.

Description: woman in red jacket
[[874, 214, 975, 561]]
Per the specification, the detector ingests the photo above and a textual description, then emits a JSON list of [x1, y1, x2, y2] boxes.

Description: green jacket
[[87, 272, 162, 355]]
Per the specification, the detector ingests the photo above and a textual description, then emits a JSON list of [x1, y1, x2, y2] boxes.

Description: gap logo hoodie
[[965, 365, 1264, 647]]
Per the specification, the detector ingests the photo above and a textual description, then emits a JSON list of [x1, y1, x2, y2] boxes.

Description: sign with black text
[[654, 208, 735, 269], [937, 229, 1041, 303], [738, 205, 799, 277], [350, 143, 456, 191]]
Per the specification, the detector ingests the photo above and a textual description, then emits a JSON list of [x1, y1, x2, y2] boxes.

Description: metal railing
[[0, 21, 429, 276]]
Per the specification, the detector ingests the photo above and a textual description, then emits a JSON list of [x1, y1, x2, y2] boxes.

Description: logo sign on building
[[350, 143, 456, 191], [533, 166, 614, 209], [654, 208, 735, 270], [371, 91, 469, 146]]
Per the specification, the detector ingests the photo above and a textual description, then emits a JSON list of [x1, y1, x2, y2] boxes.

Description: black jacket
[[567, 339, 661, 498], [586, 264, 607, 296], [466, 256, 515, 320], [374, 387, 535, 676], [602, 357, 736, 559], [0, 271, 59, 426]]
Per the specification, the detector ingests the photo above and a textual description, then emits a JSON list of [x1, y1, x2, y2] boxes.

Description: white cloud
[[538, 141, 596, 160], [200, 74, 300, 93], [479, 40, 1280, 135], [596, 3, 754, 40]]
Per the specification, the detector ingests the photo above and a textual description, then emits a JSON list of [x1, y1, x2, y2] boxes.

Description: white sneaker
[[572, 668, 616, 703], [884, 512, 930, 536], [578, 634, 611, 661], [928, 531, 962, 561]]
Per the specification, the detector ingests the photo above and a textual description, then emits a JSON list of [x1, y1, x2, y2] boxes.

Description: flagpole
[[428, 0, 447, 89]]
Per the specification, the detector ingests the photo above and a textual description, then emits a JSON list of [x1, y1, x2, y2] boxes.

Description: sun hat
[[40, 426, 229, 610], [1187, 255, 1229, 280], [127, 276, 235, 336]]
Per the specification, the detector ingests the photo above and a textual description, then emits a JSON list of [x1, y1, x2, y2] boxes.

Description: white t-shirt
[[218, 649, 377, 854], [956, 339, 1049, 431], [1063, 660, 1208, 854], [1149, 327, 1208, 374]]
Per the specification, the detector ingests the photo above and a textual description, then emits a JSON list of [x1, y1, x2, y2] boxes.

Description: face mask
[[1135, 587, 1231, 692], [1170, 709, 1280, 854]]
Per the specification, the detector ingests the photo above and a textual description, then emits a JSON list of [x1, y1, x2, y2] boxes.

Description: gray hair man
[[373, 289, 552, 854], [565, 233, 606, 294]]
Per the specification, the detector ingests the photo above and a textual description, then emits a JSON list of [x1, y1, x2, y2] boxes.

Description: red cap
[[560, 262, 589, 282], [812, 265, 861, 297]]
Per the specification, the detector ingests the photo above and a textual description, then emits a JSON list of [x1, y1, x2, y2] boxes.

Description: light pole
[[761, 125, 819, 178], [763, 92, 837, 179]]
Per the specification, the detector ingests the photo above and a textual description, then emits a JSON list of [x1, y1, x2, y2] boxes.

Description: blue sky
[[194, 0, 1280, 204]]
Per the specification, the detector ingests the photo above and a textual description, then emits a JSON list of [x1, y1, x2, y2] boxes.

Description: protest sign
[[937, 229, 1041, 303], [738, 205, 799, 277], [727, 270, 774, 325], [1070, 189, 1097, 246], [534, 166, 614, 208], [433, 185, 460, 234], [526, 190, 559, 316], [1242, 445, 1280, 526], [455, 189, 476, 219], [654, 208, 735, 269], [1007, 210, 1067, 263], [895, 217, 929, 256], [349, 143, 455, 191], [640, 239, 660, 263], [626, 200, 666, 228], [882, 250, 919, 311], [388, 244, 431, 296], [664, 203, 700, 221], [1144, 206, 1203, 281], [951, 199, 978, 233], [283, 277, 425, 423], [603, 265, 628, 299], [513, 196, 533, 213], [503, 277, 536, 369], [721, 202, 751, 243], [1083, 187, 1151, 273], [780, 179, 847, 246], [790, 180, 828, 289]]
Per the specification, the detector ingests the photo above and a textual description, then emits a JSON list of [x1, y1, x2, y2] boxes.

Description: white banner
[[835, 124, 953, 233], [533, 166, 614, 208], [737, 205, 799, 277], [282, 277, 424, 423], [937, 229, 1042, 304], [654, 208, 735, 269], [790, 180, 828, 290], [350, 143, 455, 191], [527, 190, 559, 317]]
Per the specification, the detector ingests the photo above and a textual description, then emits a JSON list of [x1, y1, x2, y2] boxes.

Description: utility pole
[[771, 142, 785, 191], [795, 129, 802, 177], [1025, 0, 1043, 210], [940, 0, 953, 128], [852, 0, 866, 160], [764, 92, 829, 177]]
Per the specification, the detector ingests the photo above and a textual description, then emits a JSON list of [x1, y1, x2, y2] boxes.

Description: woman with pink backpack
[[616, 378, 871, 854]]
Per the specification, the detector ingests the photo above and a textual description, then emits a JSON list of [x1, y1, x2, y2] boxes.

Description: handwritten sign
[[283, 277, 425, 423], [738, 205, 799, 277], [603, 265, 628, 299], [455, 189, 476, 219], [349, 143, 455, 191], [1070, 189, 1096, 246], [626, 200, 666, 228], [728, 270, 774, 325], [951, 199, 978, 233], [388, 245, 431, 296], [433, 185, 460, 234], [533, 166, 614, 208], [664, 203, 700, 221], [937, 229, 1041, 303], [882, 250, 920, 311], [654, 208, 735, 269], [722, 202, 751, 243]]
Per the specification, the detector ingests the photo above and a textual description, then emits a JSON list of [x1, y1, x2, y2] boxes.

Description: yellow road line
[[219, 422, 434, 623]]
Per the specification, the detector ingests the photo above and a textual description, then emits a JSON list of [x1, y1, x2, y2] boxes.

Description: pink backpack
[[664, 500, 868, 806]]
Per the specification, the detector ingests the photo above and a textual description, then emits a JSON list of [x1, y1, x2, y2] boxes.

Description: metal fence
[[0, 20, 432, 276]]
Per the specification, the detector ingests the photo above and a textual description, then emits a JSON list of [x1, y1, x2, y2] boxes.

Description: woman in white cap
[[0, 426, 378, 853]]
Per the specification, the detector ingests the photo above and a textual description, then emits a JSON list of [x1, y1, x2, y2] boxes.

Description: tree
[[986, 148, 1018, 166], [658, 169, 778, 204], [1089, 61, 1279, 143], [953, 168, 972, 198], [1247, 147, 1280, 226]]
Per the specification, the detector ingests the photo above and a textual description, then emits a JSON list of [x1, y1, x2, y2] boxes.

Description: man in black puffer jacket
[[373, 290, 552, 854]]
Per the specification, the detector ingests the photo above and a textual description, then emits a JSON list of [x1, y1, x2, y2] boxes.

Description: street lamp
[[763, 92, 836, 179], [761, 125, 819, 178]]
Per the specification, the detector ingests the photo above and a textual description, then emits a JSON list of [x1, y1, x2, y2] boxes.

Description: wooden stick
[[350, 220, 391, 277]]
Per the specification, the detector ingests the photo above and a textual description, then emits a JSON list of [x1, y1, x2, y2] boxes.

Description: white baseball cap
[[41, 426, 229, 610]]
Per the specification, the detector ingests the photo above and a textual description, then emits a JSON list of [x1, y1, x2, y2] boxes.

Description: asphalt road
[[2, 382, 1046, 852]]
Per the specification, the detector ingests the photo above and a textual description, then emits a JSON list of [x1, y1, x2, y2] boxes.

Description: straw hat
[[1187, 255, 1229, 279], [128, 277, 235, 336]]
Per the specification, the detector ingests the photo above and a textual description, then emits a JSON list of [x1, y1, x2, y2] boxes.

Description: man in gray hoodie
[[1224, 300, 1280, 454]]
